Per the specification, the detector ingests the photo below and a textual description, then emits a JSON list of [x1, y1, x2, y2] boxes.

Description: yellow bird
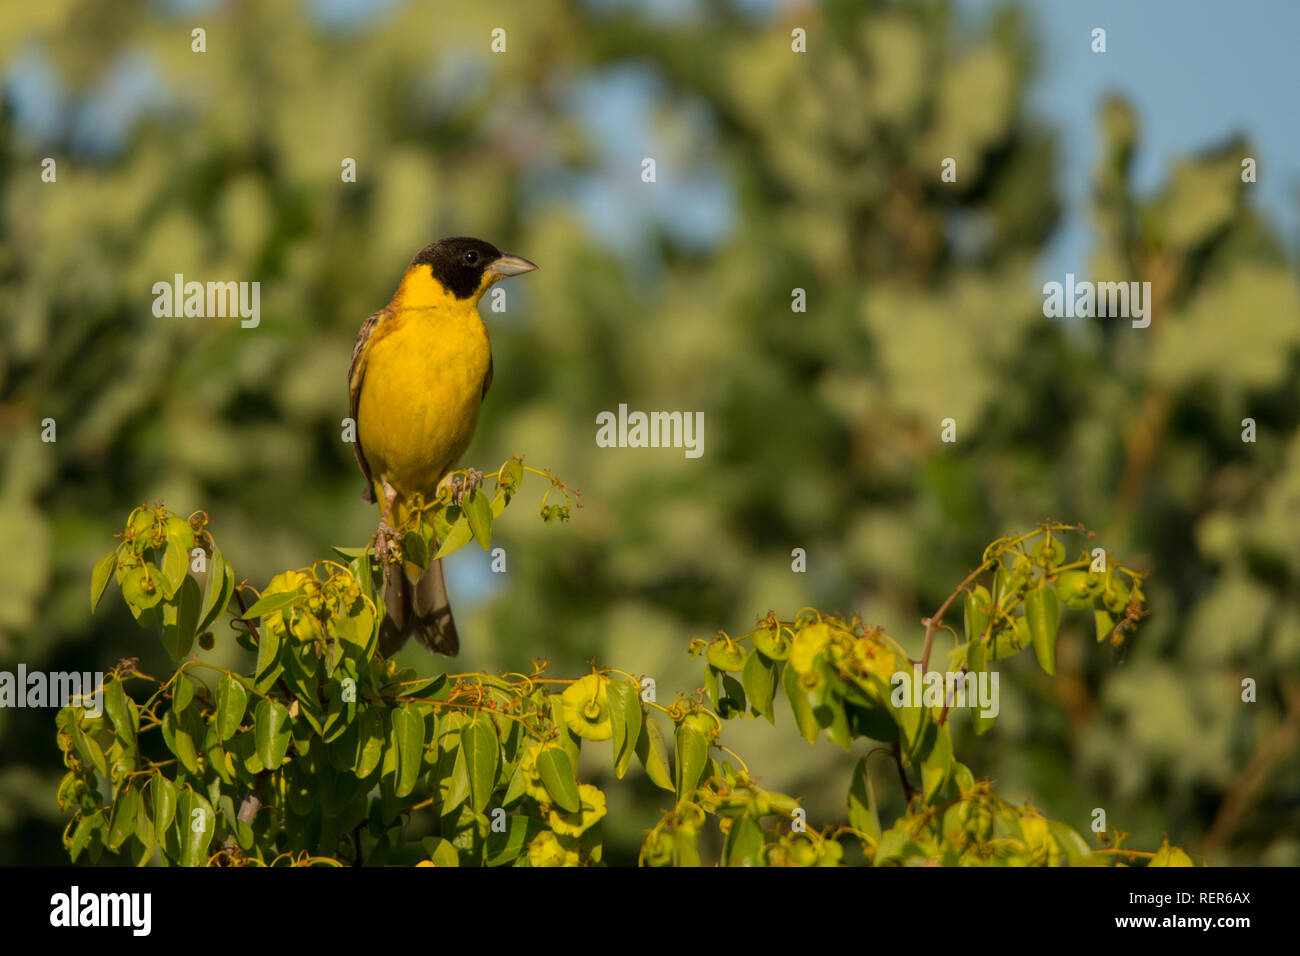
[[348, 237, 537, 657]]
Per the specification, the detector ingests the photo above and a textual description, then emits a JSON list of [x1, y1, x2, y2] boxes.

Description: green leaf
[[215, 676, 248, 742], [433, 513, 474, 559], [70, 722, 105, 777], [490, 488, 512, 518], [91, 551, 117, 612], [634, 715, 675, 792], [438, 746, 471, 817], [967, 639, 995, 736], [990, 618, 1031, 660], [402, 531, 429, 574], [422, 836, 460, 868], [391, 706, 426, 799], [895, 698, 928, 766], [847, 756, 882, 842], [161, 708, 198, 774], [782, 661, 820, 744], [173, 673, 195, 714], [197, 549, 233, 635], [536, 746, 581, 813], [674, 722, 709, 794], [253, 620, 283, 694], [254, 698, 291, 770], [717, 674, 746, 720], [241, 589, 306, 620], [743, 650, 778, 723], [464, 489, 493, 550], [1149, 844, 1195, 867], [1047, 820, 1093, 862], [723, 815, 763, 867], [161, 532, 188, 599], [1095, 608, 1116, 643], [673, 824, 701, 867], [964, 585, 990, 643], [1025, 586, 1061, 676], [992, 563, 1012, 609], [485, 815, 542, 866], [357, 709, 386, 779], [920, 722, 953, 803], [461, 712, 500, 813], [501, 763, 528, 807], [70, 810, 105, 863], [952, 760, 976, 792], [178, 789, 216, 867], [160, 576, 201, 662], [104, 678, 137, 751], [150, 773, 177, 833], [548, 694, 581, 765], [105, 786, 140, 851], [608, 678, 642, 779]]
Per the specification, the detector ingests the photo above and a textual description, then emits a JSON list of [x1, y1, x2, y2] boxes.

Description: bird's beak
[[486, 253, 538, 278]]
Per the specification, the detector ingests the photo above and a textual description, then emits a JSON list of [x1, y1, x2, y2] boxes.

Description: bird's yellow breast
[[357, 298, 491, 510]]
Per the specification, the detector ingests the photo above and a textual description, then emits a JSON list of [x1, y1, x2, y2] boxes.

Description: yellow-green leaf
[[608, 677, 642, 779], [536, 746, 581, 813], [91, 551, 117, 612], [723, 815, 763, 867], [461, 712, 499, 813], [782, 661, 820, 744], [391, 706, 426, 799], [149, 773, 177, 833], [433, 513, 474, 559], [178, 789, 215, 867], [215, 676, 247, 742], [847, 756, 881, 842], [674, 721, 709, 794], [254, 698, 291, 770], [104, 678, 137, 751], [1025, 586, 1060, 676], [197, 548, 233, 635], [464, 489, 492, 550], [241, 589, 305, 620], [920, 722, 953, 803]]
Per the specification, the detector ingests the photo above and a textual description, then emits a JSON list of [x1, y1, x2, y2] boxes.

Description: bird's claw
[[375, 520, 400, 565]]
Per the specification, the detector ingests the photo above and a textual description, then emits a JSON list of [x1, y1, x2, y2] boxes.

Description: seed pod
[[705, 638, 746, 672], [1054, 570, 1093, 609]]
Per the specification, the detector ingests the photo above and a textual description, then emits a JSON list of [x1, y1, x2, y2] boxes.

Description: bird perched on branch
[[348, 237, 537, 657]]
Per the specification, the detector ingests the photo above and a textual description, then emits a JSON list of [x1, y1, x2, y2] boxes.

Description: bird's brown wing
[[349, 307, 386, 503], [481, 352, 494, 400]]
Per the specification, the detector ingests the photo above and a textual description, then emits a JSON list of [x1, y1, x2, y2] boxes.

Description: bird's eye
[[464, 250, 478, 264]]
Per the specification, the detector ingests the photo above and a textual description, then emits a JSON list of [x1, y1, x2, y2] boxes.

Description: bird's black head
[[410, 237, 536, 300]]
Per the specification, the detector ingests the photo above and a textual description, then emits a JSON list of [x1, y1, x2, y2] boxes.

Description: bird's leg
[[374, 479, 399, 565]]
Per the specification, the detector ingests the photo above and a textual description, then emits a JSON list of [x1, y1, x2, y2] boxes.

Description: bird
[[348, 237, 537, 657]]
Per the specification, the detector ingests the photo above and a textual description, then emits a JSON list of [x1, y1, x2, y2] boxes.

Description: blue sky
[[9, 0, 1297, 273], [969, 0, 1300, 278]]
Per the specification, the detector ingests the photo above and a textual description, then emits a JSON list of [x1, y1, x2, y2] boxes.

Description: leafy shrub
[[61, 465, 1189, 866]]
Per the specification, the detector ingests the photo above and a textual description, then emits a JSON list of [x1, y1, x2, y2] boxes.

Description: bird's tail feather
[[378, 556, 459, 658]]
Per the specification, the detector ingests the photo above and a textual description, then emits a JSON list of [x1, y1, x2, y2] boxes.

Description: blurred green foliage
[[2, 0, 1297, 865]]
